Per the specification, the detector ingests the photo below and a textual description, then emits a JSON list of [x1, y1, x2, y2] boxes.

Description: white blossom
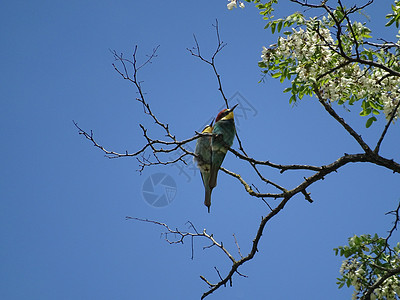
[[260, 21, 400, 120], [227, 0, 245, 10], [227, 0, 237, 10]]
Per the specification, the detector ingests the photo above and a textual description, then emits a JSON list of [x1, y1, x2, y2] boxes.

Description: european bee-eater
[[194, 120, 214, 212], [209, 104, 238, 191]]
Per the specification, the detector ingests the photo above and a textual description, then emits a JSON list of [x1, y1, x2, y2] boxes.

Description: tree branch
[[374, 99, 400, 154], [361, 266, 400, 300], [314, 88, 373, 154]]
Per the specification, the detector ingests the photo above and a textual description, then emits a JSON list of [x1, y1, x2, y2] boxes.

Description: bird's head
[[201, 119, 214, 133], [215, 104, 238, 122]]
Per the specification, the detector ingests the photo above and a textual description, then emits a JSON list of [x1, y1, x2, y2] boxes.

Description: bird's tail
[[209, 165, 218, 189], [205, 188, 212, 213], [209, 150, 227, 189]]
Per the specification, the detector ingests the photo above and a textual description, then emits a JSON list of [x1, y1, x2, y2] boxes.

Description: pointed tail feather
[[204, 188, 212, 213], [209, 165, 218, 189], [210, 149, 228, 189]]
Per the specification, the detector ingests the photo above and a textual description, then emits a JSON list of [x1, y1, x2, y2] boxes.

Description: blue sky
[[1, 1, 400, 299]]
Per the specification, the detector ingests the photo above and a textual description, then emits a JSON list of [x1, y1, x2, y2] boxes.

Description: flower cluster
[[259, 15, 400, 124], [335, 234, 400, 299], [340, 258, 400, 300], [227, 0, 245, 10]]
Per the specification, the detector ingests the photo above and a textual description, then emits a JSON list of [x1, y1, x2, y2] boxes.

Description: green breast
[[212, 119, 236, 150]]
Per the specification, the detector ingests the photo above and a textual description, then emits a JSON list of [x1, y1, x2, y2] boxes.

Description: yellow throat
[[221, 111, 234, 121]]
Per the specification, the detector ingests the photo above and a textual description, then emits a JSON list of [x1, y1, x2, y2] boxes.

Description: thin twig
[[233, 234, 243, 259], [374, 99, 400, 154]]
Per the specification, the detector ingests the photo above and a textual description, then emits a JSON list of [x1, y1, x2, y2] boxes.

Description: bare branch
[[374, 99, 400, 154], [233, 234, 243, 259], [187, 19, 229, 107], [252, 184, 274, 210], [228, 148, 322, 172], [214, 267, 224, 282], [314, 88, 373, 154], [126, 217, 236, 262], [382, 201, 400, 254]]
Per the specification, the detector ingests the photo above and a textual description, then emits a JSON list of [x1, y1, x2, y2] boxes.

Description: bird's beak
[[230, 104, 239, 111], [209, 119, 214, 127]]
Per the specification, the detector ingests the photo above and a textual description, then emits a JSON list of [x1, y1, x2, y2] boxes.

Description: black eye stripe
[[216, 109, 233, 122]]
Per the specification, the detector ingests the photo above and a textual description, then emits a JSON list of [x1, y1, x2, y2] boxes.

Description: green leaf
[[359, 108, 371, 116], [336, 8, 344, 20], [366, 116, 377, 128], [369, 101, 383, 110], [271, 72, 281, 78], [361, 100, 368, 110], [258, 62, 265, 68], [283, 87, 291, 93], [277, 20, 283, 32], [271, 22, 276, 34], [344, 249, 351, 258]]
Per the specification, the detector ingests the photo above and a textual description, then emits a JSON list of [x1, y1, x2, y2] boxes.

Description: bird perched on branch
[[194, 120, 214, 212], [195, 104, 237, 213], [209, 104, 238, 191]]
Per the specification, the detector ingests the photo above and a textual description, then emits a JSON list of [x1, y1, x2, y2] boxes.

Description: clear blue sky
[[1, 1, 399, 299]]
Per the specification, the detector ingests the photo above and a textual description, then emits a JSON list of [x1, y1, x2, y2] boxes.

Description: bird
[[209, 104, 238, 192], [194, 120, 214, 212]]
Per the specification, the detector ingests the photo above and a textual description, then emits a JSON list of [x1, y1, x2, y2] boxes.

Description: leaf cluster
[[334, 234, 400, 299], [251, 1, 400, 127], [386, 0, 400, 28]]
